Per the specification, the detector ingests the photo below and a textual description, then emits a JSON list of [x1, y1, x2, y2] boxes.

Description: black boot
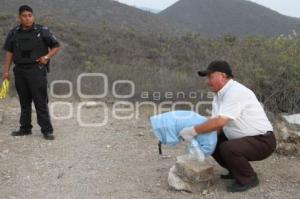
[[43, 133, 55, 140], [227, 174, 259, 192], [11, 129, 32, 136]]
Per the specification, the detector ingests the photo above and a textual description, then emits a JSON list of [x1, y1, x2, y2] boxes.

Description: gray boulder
[[168, 165, 192, 192], [175, 155, 214, 183], [167, 154, 214, 193], [282, 114, 300, 131], [274, 114, 300, 143]]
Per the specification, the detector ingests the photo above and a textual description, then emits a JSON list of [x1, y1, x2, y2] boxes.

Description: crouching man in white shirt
[[180, 60, 276, 192]]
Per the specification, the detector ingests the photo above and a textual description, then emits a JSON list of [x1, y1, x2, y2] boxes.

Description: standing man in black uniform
[[2, 5, 60, 140]]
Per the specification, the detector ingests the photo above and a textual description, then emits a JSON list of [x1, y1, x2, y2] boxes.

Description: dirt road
[[0, 100, 299, 199]]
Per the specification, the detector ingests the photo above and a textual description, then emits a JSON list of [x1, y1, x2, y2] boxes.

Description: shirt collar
[[217, 79, 234, 97]]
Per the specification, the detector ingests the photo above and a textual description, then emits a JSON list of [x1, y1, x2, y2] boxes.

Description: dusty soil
[[0, 99, 299, 199]]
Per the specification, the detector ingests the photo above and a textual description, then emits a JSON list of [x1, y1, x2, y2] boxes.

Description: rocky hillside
[[159, 0, 300, 36], [0, 0, 299, 113], [0, 0, 186, 36]]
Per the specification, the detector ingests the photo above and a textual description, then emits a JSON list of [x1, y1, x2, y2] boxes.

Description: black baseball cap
[[198, 60, 234, 78]]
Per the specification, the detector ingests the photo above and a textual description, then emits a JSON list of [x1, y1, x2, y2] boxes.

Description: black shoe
[[43, 134, 55, 140], [11, 129, 32, 136], [227, 175, 259, 192], [221, 172, 234, 180]]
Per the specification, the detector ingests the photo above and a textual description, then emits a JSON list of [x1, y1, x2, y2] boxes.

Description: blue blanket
[[150, 111, 217, 156]]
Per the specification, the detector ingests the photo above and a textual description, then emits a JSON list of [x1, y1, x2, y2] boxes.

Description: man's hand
[[36, 56, 49, 65], [2, 52, 13, 80], [179, 126, 197, 142], [2, 72, 10, 80]]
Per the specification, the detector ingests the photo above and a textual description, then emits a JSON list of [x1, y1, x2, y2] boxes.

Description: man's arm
[[36, 26, 61, 65], [36, 47, 60, 65], [2, 51, 13, 80], [179, 116, 231, 141], [194, 116, 230, 134]]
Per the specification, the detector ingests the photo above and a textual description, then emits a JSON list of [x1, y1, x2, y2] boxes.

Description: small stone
[[159, 154, 172, 159], [57, 172, 64, 179], [137, 132, 145, 136], [0, 110, 4, 123], [3, 150, 9, 154]]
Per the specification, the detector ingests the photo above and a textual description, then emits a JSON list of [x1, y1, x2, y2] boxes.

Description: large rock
[[274, 114, 300, 143], [175, 155, 214, 183], [273, 115, 300, 156], [282, 114, 300, 131], [275, 121, 290, 141], [167, 154, 214, 193], [168, 165, 192, 192], [276, 142, 298, 156]]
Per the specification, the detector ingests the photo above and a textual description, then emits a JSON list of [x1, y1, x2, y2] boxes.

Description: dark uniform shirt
[[3, 23, 60, 53]]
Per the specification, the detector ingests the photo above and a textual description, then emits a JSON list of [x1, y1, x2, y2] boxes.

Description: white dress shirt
[[212, 79, 273, 140]]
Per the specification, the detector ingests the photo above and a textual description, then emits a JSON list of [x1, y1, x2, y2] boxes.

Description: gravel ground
[[0, 100, 299, 199]]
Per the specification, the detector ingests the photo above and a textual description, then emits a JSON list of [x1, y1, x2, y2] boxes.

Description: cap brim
[[197, 70, 211, 76]]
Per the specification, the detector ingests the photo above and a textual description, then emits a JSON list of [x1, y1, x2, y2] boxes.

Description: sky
[[116, 0, 300, 18]]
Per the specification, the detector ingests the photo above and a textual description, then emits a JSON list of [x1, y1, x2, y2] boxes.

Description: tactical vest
[[13, 26, 49, 65]]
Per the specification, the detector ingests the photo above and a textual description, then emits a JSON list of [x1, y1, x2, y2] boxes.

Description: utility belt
[[15, 63, 46, 69], [260, 131, 273, 137]]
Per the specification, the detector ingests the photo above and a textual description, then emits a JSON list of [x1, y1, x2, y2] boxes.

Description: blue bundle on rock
[[150, 111, 217, 156]]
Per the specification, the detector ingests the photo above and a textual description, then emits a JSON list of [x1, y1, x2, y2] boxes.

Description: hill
[[0, 0, 185, 36], [159, 0, 300, 36], [0, 10, 299, 113]]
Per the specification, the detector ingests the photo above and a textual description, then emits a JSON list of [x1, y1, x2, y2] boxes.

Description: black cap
[[198, 60, 233, 78]]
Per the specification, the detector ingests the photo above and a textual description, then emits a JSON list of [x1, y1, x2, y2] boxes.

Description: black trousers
[[212, 131, 276, 185], [13, 65, 53, 134]]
